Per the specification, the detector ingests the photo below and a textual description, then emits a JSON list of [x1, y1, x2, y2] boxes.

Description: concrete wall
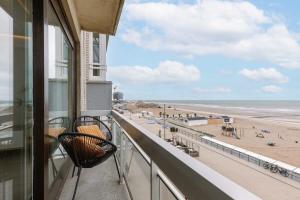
[[86, 81, 112, 111]]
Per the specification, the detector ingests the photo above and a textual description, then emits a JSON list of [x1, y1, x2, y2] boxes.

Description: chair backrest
[[58, 133, 116, 168], [73, 116, 112, 141], [49, 117, 71, 131]]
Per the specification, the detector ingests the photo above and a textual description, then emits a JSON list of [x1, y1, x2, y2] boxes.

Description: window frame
[[32, 0, 78, 199]]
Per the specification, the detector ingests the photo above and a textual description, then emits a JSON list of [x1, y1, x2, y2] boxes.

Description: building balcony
[[59, 110, 260, 200]]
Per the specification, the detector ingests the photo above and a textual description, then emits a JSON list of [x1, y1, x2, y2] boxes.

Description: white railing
[[88, 64, 106, 80], [175, 128, 300, 182], [111, 110, 260, 200]]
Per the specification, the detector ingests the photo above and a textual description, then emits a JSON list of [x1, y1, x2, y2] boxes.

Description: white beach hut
[[184, 117, 208, 126], [222, 116, 234, 124]]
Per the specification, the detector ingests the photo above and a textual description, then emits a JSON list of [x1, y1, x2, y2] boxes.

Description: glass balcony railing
[[110, 110, 260, 200]]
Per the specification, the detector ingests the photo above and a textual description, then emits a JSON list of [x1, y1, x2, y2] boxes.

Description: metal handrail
[[112, 110, 261, 200], [157, 169, 185, 200]]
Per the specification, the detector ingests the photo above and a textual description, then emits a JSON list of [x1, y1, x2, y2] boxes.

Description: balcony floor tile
[[59, 157, 130, 200]]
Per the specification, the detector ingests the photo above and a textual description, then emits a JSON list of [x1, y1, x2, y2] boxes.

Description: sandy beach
[[124, 110, 300, 200], [126, 102, 300, 167]]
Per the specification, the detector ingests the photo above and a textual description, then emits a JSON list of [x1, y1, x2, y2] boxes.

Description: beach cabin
[[184, 117, 208, 126], [222, 116, 234, 124]]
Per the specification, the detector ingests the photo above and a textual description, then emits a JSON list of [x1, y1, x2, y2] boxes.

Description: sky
[[0, 7, 13, 101], [106, 0, 300, 100]]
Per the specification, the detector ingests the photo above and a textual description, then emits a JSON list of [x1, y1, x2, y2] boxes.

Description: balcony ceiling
[[74, 0, 124, 35]]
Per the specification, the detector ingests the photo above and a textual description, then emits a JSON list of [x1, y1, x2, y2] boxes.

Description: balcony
[[59, 110, 261, 200], [59, 157, 130, 200]]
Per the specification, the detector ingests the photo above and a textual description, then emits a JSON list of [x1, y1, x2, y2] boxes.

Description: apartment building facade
[[80, 31, 112, 113]]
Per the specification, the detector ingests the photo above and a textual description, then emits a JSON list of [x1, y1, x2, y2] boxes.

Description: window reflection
[[0, 0, 33, 199], [47, 2, 72, 188]]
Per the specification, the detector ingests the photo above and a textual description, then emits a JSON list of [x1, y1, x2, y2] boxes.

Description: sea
[[149, 100, 300, 112], [147, 100, 300, 123], [0, 102, 12, 112]]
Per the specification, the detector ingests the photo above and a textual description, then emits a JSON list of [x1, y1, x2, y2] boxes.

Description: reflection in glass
[[0, 0, 33, 199], [47, 2, 72, 188]]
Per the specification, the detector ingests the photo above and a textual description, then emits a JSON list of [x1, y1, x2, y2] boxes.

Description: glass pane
[[114, 123, 122, 162], [93, 67, 100, 76], [159, 180, 178, 200], [93, 33, 99, 63], [47, 2, 72, 188], [0, 0, 33, 199], [124, 135, 151, 200]]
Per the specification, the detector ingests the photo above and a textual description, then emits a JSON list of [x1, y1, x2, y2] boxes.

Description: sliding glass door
[[0, 0, 33, 199], [47, 1, 74, 190], [0, 0, 76, 198]]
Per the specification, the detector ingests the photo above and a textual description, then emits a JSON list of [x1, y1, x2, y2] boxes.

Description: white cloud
[[261, 85, 282, 93], [122, 0, 300, 69], [239, 68, 288, 83], [193, 87, 232, 94], [108, 60, 200, 84]]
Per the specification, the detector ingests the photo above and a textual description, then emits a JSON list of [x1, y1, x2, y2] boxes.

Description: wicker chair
[[72, 116, 120, 177], [58, 133, 117, 200], [73, 116, 112, 141]]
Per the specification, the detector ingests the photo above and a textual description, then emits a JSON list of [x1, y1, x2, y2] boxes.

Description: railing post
[[151, 161, 160, 200], [112, 121, 117, 145], [119, 130, 125, 184]]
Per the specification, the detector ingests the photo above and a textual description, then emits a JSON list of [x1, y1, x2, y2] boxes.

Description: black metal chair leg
[[72, 165, 76, 177], [72, 167, 82, 200], [113, 154, 121, 180], [58, 146, 66, 158], [50, 156, 58, 177]]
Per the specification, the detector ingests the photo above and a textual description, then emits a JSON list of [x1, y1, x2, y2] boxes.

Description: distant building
[[113, 91, 124, 101], [183, 117, 208, 126], [180, 115, 234, 126]]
